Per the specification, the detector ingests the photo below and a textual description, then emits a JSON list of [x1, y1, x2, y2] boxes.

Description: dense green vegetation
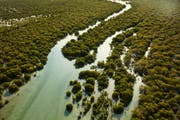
[[86, 77, 95, 86], [64, 0, 179, 119], [83, 100, 91, 115], [1, 0, 179, 119], [84, 83, 94, 96], [66, 90, 71, 97], [0, 0, 122, 107], [62, 4, 141, 67], [71, 82, 81, 94], [0, 0, 122, 20], [112, 102, 124, 114], [8, 84, 19, 93], [123, 0, 180, 120], [105, 29, 136, 111], [97, 74, 109, 91], [65, 28, 137, 118], [92, 92, 111, 120], [66, 103, 73, 113], [79, 70, 100, 80]]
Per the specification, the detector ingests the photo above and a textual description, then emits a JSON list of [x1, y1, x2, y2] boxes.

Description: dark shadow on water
[[112, 113, 121, 120], [4, 90, 11, 97], [64, 110, 71, 116], [64, 96, 70, 99]]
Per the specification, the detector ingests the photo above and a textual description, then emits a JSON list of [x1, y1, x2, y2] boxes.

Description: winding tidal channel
[[0, 0, 151, 120]]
